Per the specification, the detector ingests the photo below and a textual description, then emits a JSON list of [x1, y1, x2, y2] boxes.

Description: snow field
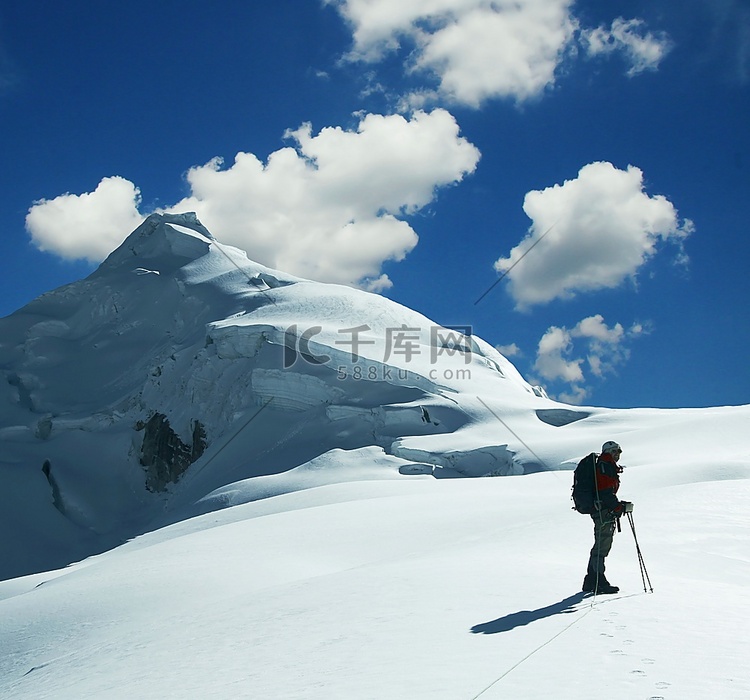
[[1, 467, 748, 699]]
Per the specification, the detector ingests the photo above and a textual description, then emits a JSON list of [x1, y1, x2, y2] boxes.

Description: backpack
[[571, 452, 599, 514]]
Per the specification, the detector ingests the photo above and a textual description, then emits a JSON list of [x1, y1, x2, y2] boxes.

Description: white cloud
[[329, 0, 577, 106], [169, 109, 479, 289], [327, 1, 672, 106], [533, 314, 648, 403], [574, 314, 624, 345], [25, 177, 144, 263], [571, 314, 647, 379], [534, 325, 584, 384], [495, 342, 522, 358], [558, 385, 589, 405], [581, 17, 672, 76], [325, 0, 473, 62], [493, 161, 694, 309], [25, 111, 479, 290], [410, 2, 577, 106]]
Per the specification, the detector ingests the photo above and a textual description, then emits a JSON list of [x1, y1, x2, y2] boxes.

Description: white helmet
[[601, 440, 622, 454]]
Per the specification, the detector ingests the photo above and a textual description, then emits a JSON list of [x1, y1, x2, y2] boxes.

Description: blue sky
[[1, 0, 748, 409]]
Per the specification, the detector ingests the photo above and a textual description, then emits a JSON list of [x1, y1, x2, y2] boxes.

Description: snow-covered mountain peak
[[3, 211, 676, 580], [100, 212, 214, 272], [0, 216, 554, 553]]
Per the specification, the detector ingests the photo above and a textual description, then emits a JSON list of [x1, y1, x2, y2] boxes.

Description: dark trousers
[[587, 509, 617, 578]]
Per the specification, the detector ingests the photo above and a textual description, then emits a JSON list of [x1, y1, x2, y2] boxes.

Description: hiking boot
[[582, 575, 619, 594], [599, 576, 619, 593]]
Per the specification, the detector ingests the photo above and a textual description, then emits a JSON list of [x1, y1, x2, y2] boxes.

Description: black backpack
[[571, 453, 599, 514]]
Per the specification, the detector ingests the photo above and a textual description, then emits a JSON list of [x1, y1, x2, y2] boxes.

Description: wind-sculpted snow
[[1, 213, 748, 582], [535, 408, 591, 426]]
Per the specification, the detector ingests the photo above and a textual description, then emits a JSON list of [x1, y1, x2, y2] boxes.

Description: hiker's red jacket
[[594, 453, 622, 512]]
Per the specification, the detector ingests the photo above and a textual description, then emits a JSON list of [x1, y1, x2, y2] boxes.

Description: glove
[[612, 501, 633, 516]]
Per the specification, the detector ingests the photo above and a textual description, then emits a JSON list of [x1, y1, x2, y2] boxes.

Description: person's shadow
[[471, 592, 587, 635]]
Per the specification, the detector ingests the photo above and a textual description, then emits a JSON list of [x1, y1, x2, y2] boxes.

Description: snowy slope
[[0, 449, 748, 699]]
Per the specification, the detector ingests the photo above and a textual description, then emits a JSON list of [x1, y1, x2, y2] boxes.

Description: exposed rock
[[42, 459, 65, 515], [138, 413, 207, 492]]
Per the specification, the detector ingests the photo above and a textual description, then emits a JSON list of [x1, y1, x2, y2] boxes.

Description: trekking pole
[[626, 512, 653, 593], [627, 513, 651, 593]]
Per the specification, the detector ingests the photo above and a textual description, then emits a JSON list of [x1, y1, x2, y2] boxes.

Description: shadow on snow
[[470, 592, 587, 635]]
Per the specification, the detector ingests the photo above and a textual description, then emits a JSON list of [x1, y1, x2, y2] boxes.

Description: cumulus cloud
[[25, 177, 144, 263], [325, 0, 469, 62], [533, 314, 648, 403], [581, 17, 672, 76], [327, 1, 672, 106], [410, 1, 577, 106], [493, 161, 694, 309], [495, 342, 522, 358], [25, 110, 479, 290], [168, 109, 479, 289], [535, 325, 584, 384], [328, 0, 577, 105]]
